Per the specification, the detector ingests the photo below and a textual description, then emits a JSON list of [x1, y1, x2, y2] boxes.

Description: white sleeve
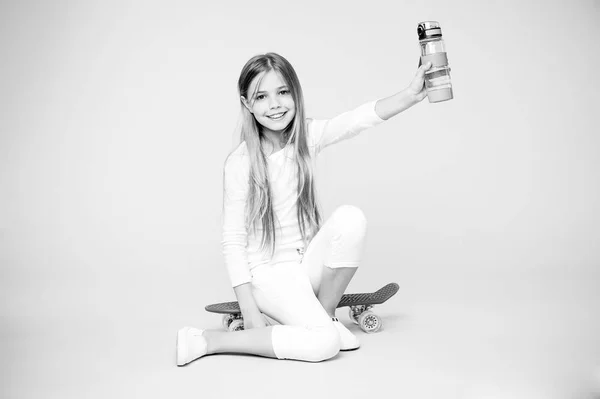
[[308, 100, 385, 154], [221, 154, 252, 288]]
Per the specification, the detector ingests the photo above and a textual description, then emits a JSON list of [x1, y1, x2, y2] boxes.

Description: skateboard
[[205, 282, 399, 334]]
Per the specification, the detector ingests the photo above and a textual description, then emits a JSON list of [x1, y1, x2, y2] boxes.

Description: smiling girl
[[177, 52, 432, 365]]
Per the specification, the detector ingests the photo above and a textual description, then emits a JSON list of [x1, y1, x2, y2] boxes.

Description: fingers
[[419, 61, 432, 75]]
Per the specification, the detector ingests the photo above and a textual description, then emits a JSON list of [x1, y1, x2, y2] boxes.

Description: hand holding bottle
[[407, 61, 433, 102]]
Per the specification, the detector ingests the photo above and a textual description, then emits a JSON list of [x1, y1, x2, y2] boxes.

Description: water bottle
[[417, 21, 453, 103]]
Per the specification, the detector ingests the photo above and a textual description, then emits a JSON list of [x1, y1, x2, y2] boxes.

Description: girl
[[177, 52, 432, 365]]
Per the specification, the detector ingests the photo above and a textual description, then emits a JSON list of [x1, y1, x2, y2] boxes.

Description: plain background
[[1, 0, 599, 398]]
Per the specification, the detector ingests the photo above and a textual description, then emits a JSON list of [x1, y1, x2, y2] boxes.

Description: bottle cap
[[418, 21, 442, 40]]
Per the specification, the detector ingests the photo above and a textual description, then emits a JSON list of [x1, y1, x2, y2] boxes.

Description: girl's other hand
[[407, 61, 432, 102], [242, 311, 268, 329]]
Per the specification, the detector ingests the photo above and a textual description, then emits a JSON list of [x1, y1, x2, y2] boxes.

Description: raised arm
[[375, 61, 432, 120], [309, 61, 432, 153], [309, 101, 385, 153]]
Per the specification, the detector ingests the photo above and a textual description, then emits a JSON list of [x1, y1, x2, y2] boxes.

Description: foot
[[332, 318, 360, 351], [176, 326, 207, 366]]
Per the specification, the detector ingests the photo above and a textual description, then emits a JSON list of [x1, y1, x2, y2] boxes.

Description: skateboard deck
[[205, 282, 399, 333]]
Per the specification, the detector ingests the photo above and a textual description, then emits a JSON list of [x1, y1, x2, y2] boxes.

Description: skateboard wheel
[[222, 314, 235, 330], [348, 307, 360, 325], [228, 319, 245, 332], [358, 311, 382, 333]]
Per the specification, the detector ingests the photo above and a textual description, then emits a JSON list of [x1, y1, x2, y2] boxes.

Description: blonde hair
[[231, 52, 322, 256]]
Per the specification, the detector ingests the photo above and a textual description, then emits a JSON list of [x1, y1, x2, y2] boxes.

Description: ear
[[241, 96, 253, 113]]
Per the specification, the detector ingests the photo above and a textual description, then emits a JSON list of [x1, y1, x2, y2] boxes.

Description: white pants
[[250, 205, 368, 362]]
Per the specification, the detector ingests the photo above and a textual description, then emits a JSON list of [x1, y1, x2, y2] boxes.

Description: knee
[[304, 325, 341, 362], [331, 205, 367, 236]]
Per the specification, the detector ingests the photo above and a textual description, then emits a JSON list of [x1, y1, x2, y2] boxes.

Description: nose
[[269, 96, 281, 109]]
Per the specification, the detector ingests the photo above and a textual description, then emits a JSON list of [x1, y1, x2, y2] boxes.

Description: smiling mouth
[[267, 111, 287, 120]]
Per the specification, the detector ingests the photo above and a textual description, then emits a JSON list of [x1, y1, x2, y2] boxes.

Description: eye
[[279, 89, 290, 95], [255, 94, 266, 101]]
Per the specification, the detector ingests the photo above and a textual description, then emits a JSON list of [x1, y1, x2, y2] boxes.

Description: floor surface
[[3, 273, 600, 399]]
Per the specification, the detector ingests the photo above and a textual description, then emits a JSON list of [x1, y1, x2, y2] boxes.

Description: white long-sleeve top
[[221, 100, 385, 287]]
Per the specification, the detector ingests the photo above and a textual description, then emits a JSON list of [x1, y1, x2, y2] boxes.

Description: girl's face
[[243, 69, 296, 136]]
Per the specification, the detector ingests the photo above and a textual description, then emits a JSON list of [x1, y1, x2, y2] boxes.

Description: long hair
[[234, 52, 322, 256]]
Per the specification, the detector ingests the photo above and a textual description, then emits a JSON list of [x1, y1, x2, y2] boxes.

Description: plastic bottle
[[417, 21, 453, 103]]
